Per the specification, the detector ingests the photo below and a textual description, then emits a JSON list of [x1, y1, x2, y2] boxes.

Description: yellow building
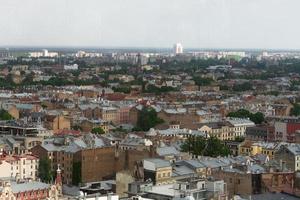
[[239, 140, 286, 159], [143, 158, 174, 185], [198, 119, 255, 141]]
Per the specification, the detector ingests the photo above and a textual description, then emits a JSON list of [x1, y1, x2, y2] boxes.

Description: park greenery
[[227, 109, 265, 124], [181, 136, 231, 157], [193, 76, 214, 86], [91, 127, 105, 134], [72, 162, 82, 185], [134, 107, 164, 131], [290, 103, 300, 116], [232, 82, 253, 92], [38, 157, 53, 183], [0, 109, 13, 120], [144, 84, 177, 95]]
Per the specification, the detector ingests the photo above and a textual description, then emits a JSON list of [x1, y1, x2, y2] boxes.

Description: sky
[[0, 0, 300, 49]]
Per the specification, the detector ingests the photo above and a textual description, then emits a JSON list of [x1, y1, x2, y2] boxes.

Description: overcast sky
[[0, 0, 300, 49]]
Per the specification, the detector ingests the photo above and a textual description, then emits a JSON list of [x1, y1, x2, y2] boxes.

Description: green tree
[[234, 136, 245, 142], [232, 82, 253, 91], [0, 109, 13, 120], [72, 125, 82, 131], [181, 136, 230, 157], [227, 109, 264, 124], [193, 77, 213, 86], [291, 103, 300, 116], [144, 84, 177, 95], [250, 112, 265, 124], [72, 162, 82, 185], [112, 86, 131, 94], [205, 137, 231, 157], [135, 107, 164, 131], [91, 127, 105, 134], [38, 157, 53, 183], [181, 136, 206, 155]]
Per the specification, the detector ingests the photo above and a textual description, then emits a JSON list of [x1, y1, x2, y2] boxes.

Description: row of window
[[157, 172, 171, 178]]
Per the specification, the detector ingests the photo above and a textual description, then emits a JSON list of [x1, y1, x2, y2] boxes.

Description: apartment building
[[0, 154, 39, 180]]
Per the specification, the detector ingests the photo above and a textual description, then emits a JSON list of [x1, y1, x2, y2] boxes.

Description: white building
[[0, 154, 39, 180], [226, 117, 256, 137], [64, 64, 79, 70], [42, 49, 48, 57], [173, 43, 183, 54], [29, 49, 58, 58]]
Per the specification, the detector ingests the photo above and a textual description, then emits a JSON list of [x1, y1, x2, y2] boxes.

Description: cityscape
[[1, 1, 300, 200]]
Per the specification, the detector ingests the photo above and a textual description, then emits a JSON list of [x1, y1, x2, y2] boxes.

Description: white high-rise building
[[173, 43, 183, 54], [42, 49, 49, 57]]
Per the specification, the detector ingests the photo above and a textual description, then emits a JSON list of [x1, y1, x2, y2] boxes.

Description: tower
[[173, 43, 183, 54], [55, 164, 62, 195]]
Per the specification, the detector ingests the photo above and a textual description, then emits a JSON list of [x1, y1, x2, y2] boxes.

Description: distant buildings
[[29, 49, 58, 58], [64, 64, 79, 70], [173, 43, 183, 54]]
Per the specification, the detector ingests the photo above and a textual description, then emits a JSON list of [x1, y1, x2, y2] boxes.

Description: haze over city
[[1, 0, 300, 49]]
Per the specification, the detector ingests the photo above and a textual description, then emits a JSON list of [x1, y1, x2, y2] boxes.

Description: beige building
[[143, 158, 174, 185], [44, 115, 71, 131], [199, 118, 255, 140], [0, 154, 39, 180], [100, 107, 120, 125]]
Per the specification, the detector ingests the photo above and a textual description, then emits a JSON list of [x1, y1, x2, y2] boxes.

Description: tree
[[144, 84, 177, 95], [72, 162, 82, 185], [91, 127, 105, 134], [193, 77, 213, 86], [232, 82, 253, 91], [112, 86, 131, 94], [250, 112, 265, 124], [234, 136, 245, 142], [38, 157, 53, 183], [72, 125, 82, 131], [181, 136, 206, 155], [0, 109, 13, 120], [135, 107, 164, 131], [227, 109, 264, 124], [205, 137, 231, 157], [41, 102, 48, 109], [181, 136, 230, 157], [291, 103, 300, 116]]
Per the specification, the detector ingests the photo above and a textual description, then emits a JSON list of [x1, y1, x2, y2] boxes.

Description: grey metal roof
[[11, 181, 50, 193], [156, 146, 180, 157], [144, 158, 171, 168], [41, 134, 107, 153]]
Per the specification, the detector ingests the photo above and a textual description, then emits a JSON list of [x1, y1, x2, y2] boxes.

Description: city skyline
[[1, 0, 300, 49]]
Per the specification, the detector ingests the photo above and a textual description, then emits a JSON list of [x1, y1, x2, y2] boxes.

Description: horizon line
[[1, 45, 300, 52]]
